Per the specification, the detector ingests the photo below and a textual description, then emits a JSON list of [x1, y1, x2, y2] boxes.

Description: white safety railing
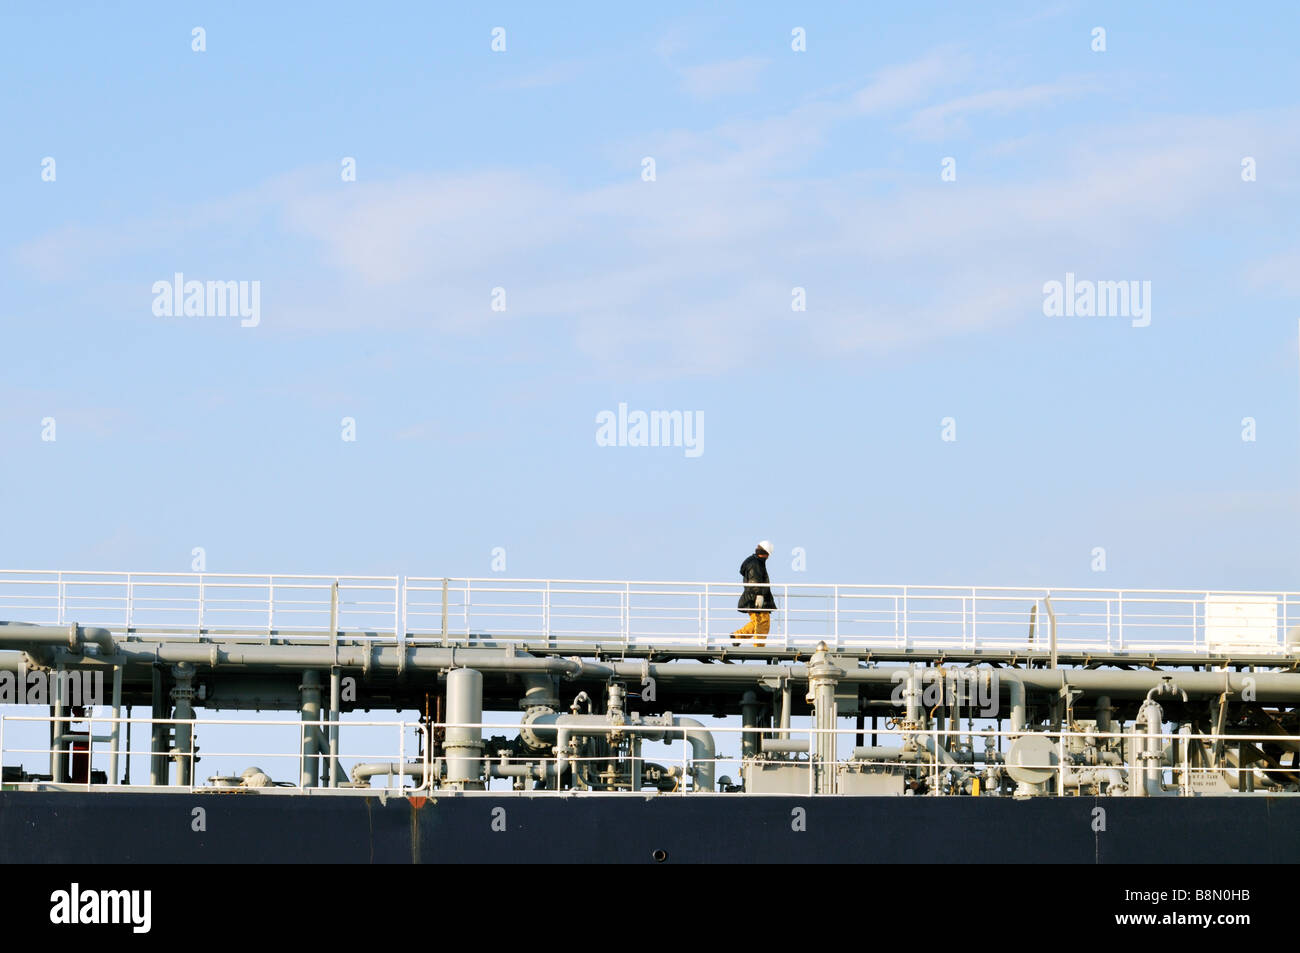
[[1, 571, 1297, 655], [4, 712, 1295, 797], [0, 711, 427, 794], [0, 571, 398, 638], [435, 722, 1300, 797]]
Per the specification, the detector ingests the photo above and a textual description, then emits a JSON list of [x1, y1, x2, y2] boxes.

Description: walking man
[[733, 540, 777, 648]]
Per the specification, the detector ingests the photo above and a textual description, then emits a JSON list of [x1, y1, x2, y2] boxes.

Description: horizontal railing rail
[[0, 712, 427, 794], [1, 571, 1296, 655]]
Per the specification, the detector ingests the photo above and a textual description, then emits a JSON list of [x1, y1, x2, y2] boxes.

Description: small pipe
[[328, 666, 341, 789], [299, 669, 321, 787], [851, 746, 925, 762], [351, 761, 427, 784], [51, 663, 65, 783], [741, 690, 762, 759], [1009, 680, 1026, 734], [171, 663, 196, 787], [108, 664, 122, 784], [149, 665, 165, 785]]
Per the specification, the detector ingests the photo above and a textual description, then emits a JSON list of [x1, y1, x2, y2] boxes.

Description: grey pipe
[[741, 690, 762, 759], [1009, 680, 1026, 734], [850, 745, 1002, 764], [520, 673, 559, 710], [12, 624, 1300, 703], [1062, 763, 1126, 794], [149, 665, 166, 785], [171, 662, 196, 787], [300, 669, 321, 787], [808, 643, 842, 794], [351, 761, 427, 784], [445, 667, 484, 789], [328, 666, 341, 789], [762, 738, 809, 754], [1129, 722, 1146, 798], [51, 663, 65, 783], [108, 664, 122, 784], [0, 623, 116, 655], [668, 716, 715, 792], [904, 665, 922, 725], [531, 712, 716, 792], [1096, 694, 1112, 733], [851, 746, 925, 762]]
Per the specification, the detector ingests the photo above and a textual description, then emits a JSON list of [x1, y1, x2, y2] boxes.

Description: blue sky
[[3, 1, 1299, 592]]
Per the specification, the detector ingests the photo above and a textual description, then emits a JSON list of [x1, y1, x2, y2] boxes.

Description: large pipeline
[[5, 625, 1300, 702]]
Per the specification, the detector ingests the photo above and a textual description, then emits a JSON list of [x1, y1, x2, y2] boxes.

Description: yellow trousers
[[733, 612, 770, 646]]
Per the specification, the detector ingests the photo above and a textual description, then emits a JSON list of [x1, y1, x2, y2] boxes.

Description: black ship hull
[[3, 791, 1297, 863]]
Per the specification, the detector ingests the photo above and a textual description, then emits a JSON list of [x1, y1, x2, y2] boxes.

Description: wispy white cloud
[[853, 49, 968, 114], [13, 50, 1300, 379], [678, 56, 769, 99], [497, 60, 587, 90], [1245, 247, 1300, 296], [904, 79, 1099, 139]]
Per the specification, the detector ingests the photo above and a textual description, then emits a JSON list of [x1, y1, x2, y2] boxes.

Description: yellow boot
[[732, 614, 757, 646]]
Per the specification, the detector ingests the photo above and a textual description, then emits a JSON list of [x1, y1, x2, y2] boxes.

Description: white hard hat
[[758, 540, 774, 556]]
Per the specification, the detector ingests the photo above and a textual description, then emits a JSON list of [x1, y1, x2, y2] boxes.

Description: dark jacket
[[737, 554, 777, 612]]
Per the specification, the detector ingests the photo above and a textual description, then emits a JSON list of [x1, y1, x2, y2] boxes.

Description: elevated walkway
[[2, 570, 1297, 665]]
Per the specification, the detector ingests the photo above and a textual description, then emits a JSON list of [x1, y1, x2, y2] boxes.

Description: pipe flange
[[519, 706, 555, 751]]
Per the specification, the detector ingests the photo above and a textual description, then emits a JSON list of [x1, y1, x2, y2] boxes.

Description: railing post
[[198, 574, 205, 636], [392, 576, 400, 643], [57, 570, 64, 625], [440, 578, 448, 646], [126, 573, 134, 631], [704, 582, 710, 647], [1285, 593, 1291, 652], [268, 578, 275, 634], [1058, 731, 1066, 796], [330, 581, 339, 659], [682, 732, 688, 796], [544, 580, 552, 648], [1202, 591, 1210, 651], [1182, 728, 1189, 796], [903, 586, 909, 646], [970, 587, 976, 648], [783, 582, 789, 647], [833, 585, 839, 651], [1117, 591, 1124, 648]]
